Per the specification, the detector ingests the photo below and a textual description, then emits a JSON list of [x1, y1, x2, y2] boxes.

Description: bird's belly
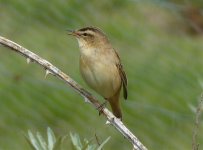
[[80, 59, 121, 98]]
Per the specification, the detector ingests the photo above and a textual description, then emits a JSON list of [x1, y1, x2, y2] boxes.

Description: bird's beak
[[66, 29, 79, 37]]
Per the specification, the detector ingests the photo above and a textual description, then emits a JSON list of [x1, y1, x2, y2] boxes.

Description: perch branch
[[0, 35, 147, 150], [192, 93, 203, 150]]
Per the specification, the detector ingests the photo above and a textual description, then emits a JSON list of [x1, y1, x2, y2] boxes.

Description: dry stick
[[192, 93, 203, 150], [0, 35, 147, 150]]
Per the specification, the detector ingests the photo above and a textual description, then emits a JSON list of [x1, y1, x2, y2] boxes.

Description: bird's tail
[[108, 90, 122, 120]]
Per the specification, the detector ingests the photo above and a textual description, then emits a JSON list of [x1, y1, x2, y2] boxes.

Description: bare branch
[[0, 35, 147, 150], [192, 93, 203, 150]]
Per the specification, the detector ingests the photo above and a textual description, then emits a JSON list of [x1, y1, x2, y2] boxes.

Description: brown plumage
[[68, 26, 127, 120]]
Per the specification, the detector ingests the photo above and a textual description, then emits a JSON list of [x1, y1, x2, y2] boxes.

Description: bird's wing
[[114, 50, 128, 100]]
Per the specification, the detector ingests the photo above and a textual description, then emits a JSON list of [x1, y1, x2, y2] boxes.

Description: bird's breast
[[79, 50, 121, 98]]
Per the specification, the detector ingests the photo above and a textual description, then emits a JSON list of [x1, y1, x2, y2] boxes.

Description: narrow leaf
[[36, 132, 47, 150], [28, 130, 42, 150], [25, 134, 37, 150], [97, 137, 110, 150], [47, 127, 56, 150], [87, 144, 97, 150], [70, 132, 82, 150]]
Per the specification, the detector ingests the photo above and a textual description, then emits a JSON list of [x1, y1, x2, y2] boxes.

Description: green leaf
[[28, 130, 42, 150], [36, 132, 47, 150], [25, 133, 37, 150], [82, 138, 94, 150], [86, 144, 97, 150], [47, 127, 56, 150], [70, 132, 82, 150], [97, 136, 110, 150]]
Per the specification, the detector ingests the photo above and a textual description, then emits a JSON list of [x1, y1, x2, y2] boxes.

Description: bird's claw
[[97, 101, 107, 115]]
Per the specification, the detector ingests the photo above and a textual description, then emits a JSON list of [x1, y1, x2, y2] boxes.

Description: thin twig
[[192, 93, 203, 150], [95, 134, 101, 146], [0, 35, 147, 150]]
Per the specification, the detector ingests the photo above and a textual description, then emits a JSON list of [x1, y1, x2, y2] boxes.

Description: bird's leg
[[97, 99, 108, 115]]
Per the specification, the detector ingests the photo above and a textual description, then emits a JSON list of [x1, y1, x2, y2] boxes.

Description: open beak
[[66, 29, 79, 37]]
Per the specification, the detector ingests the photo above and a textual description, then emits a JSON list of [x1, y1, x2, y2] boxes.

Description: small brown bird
[[68, 27, 127, 119]]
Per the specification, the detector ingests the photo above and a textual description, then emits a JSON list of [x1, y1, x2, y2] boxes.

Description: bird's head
[[67, 26, 109, 48]]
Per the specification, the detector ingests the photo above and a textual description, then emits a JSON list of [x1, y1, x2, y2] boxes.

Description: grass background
[[0, 0, 203, 149]]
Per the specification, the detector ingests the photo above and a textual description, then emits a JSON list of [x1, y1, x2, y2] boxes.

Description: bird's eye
[[83, 33, 88, 36]]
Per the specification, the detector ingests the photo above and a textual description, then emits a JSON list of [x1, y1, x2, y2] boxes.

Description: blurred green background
[[0, 0, 203, 149]]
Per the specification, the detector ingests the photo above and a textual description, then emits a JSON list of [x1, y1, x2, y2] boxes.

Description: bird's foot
[[97, 100, 108, 116]]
